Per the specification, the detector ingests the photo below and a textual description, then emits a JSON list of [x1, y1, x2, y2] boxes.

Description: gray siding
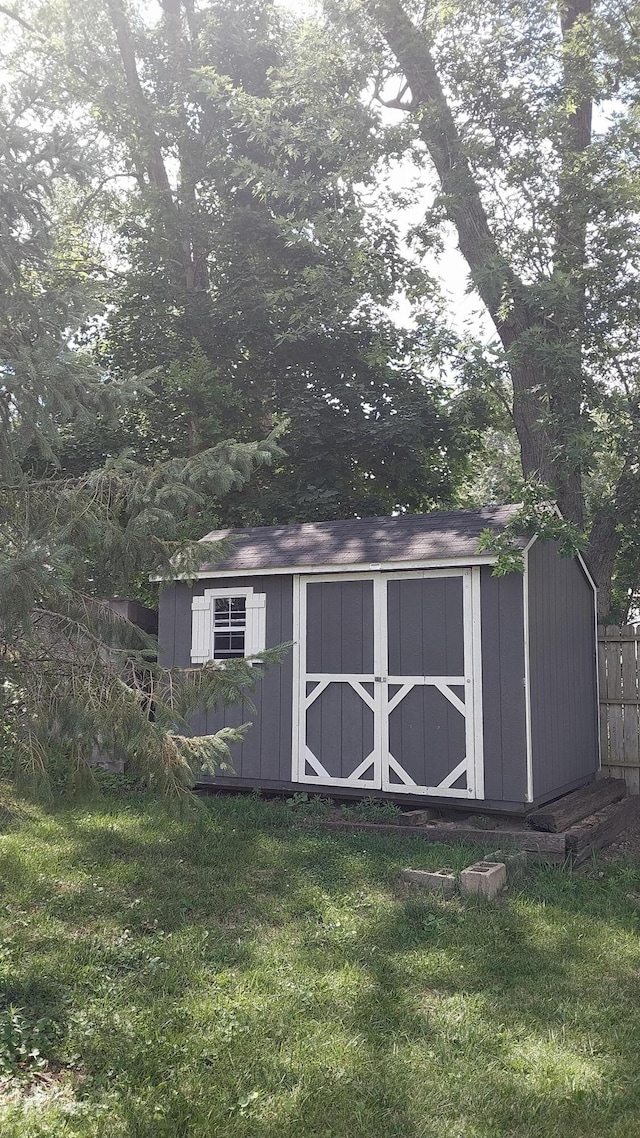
[[306, 579, 374, 674], [387, 576, 467, 790], [527, 542, 598, 801], [305, 579, 375, 780], [388, 686, 467, 789], [158, 575, 294, 782], [387, 576, 464, 676], [480, 568, 528, 804]]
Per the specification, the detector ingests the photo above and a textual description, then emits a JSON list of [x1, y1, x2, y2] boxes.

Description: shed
[[158, 506, 599, 812]]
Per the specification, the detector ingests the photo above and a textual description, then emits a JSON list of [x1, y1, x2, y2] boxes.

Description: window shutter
[[191, 595, 212, 663], [245, 593, 266, 658]]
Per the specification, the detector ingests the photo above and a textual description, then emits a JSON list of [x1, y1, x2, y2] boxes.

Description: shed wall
[[158, 567, 534, 808], [158, 575, 294, 782], [527, 542, 598, 801], [479, 567, 528, 803]]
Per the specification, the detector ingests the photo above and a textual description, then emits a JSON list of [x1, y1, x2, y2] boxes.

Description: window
[[213, 596, 246, 659], [191, 587, 266, 664]]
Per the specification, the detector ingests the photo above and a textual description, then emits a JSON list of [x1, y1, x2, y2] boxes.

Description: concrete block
[[401, 868, 456, 896], [460, 860, 506, 900], [398, 809, 437, 826]]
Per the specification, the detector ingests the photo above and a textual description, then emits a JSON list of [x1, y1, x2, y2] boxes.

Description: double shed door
[[295, 570, 484, 798]]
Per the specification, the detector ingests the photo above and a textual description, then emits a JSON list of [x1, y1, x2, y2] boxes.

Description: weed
[[285, 792, 333, 816], [341, 796, 402, 822], [0, 1007, 60, 1077]]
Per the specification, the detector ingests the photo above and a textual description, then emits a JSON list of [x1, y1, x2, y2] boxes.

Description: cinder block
[[460, 860, 506, 900], [401, 868, 456, 896], [399, 809, 437, 826]]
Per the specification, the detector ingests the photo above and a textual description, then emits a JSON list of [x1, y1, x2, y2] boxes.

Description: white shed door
[[295, 570, 484, 798]]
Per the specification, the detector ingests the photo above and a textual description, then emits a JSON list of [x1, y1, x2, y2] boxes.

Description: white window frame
[[191, 586, 266, 664]]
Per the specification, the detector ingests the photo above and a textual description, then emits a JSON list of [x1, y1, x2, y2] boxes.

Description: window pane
[[212, 596, 247, 658], [214, 630, 245, 659]]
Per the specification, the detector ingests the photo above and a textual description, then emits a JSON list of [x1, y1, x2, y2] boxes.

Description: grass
[[0, 789, 639, 1135]]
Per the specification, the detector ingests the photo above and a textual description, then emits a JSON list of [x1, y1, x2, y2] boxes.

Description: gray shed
[[158, 506, 599, 812]]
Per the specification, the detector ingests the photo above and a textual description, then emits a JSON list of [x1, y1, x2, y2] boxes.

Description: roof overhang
[[157, 553, 501, 582]]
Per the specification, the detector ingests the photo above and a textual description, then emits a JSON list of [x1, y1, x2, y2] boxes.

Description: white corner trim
[[470, 566, 485, 800], [291, 576, 302, 783], [593, 577, 602, 772], [546, 503, 598, 594], [576, 551, 598, 595], [522, 549, 534, 803]]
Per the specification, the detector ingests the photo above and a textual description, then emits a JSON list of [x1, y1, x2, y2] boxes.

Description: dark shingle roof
[[197, 505, 521, 574]]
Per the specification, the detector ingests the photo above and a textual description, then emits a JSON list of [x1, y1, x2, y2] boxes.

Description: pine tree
[[0, 90, 281, 796]]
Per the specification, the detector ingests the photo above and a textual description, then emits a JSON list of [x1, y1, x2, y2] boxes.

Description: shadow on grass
[[1, 793, 640, 1136]]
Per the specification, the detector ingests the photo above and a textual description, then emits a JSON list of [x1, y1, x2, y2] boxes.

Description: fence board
[[599, 625, 640, 794]]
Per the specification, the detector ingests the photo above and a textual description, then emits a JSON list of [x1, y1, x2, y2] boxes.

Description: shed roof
[[196, 505, 522, 574]]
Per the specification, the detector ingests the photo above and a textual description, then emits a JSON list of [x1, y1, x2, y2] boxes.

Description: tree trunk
[[368, 0, 626, 599]]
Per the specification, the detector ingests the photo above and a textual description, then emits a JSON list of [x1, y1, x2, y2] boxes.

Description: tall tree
[[1, 0, 488, 533], [328, 0, 640, 615]]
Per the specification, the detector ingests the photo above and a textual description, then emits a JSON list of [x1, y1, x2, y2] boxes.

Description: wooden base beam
[[316, 819, 567, 859], [527, 777, 627, 833]]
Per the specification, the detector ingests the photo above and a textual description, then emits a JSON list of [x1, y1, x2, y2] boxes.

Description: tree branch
[[106, 0, 174, 199], [367, 0, 559, 489], [0, 3, 35, 34]]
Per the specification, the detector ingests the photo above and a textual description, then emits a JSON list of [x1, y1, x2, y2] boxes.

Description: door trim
[[292, 569, 484, 798], [292, 572, 381, 788], [379, 568, 483, 799]]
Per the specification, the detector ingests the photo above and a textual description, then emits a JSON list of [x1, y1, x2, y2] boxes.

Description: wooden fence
[[598, 625, 640, 793]]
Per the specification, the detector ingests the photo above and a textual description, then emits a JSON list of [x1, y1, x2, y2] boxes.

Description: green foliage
[[0, 1007, 61, 1078], [327, 0, 640, 614], [0, 70, 286, 795], [341, 796, 402, 822], [478, 479, 588, 576], [4, 0, 486, 532], [285, 791, 333, 816]]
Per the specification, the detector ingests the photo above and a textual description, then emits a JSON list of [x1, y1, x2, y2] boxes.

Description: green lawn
[[0, 789, 640, 1137]]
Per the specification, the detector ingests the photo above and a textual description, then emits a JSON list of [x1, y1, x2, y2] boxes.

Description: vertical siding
[[387, 577, 466, 788], [157, 585, 177, 669], [527, 542, 598, 800], [305, 579, 375, 779], [387, 577, 464, 676], [305, 579, 374, 674], [157, 575, 294, 783], [480, 568, 528, 803]]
